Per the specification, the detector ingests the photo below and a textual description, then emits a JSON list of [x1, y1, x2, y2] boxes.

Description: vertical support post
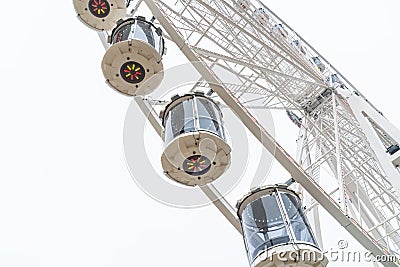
[[97, 31, 110, 49], [332, 93, 347, 214], [294, 118, 324, 248]]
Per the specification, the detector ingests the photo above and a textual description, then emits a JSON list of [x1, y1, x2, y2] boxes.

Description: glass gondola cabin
[[160, 92, 231, 186], [255, 8, 269, 26], [101, 16, 165, 96], [237, 184, 328, 267], [237, 0, 250, 11]]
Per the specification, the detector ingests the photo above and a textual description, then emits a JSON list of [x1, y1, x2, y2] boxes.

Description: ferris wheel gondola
[[101, 16, 165, 96], [160, 92, 231, 186], [73, 0, 126, 31], [237, 185, 328, 267]]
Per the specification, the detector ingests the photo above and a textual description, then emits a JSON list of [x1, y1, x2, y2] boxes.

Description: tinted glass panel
[[134, 20, 155, 47], [196, 98, 225, 140], [242, 194, 290, 264], [164, 99, 195, 144], [280, 192, 317, 245], [135, 21, 163, 55], [113, 23, 134, 43], [112, 20, 163, 55]]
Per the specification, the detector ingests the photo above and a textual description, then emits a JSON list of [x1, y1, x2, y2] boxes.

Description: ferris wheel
[[73, 0, 400, 266]]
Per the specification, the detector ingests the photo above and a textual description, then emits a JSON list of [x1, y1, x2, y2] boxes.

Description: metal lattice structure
[[84, 0, 400, 265]]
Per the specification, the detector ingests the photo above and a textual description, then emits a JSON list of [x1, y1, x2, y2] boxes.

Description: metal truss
[[97, 0, 400, 265]]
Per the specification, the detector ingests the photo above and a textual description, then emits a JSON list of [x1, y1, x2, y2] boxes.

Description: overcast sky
[[0, 0, 399, 267]]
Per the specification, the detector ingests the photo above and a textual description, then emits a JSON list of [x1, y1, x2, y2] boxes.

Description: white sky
[[0, 0, 399, 266]]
